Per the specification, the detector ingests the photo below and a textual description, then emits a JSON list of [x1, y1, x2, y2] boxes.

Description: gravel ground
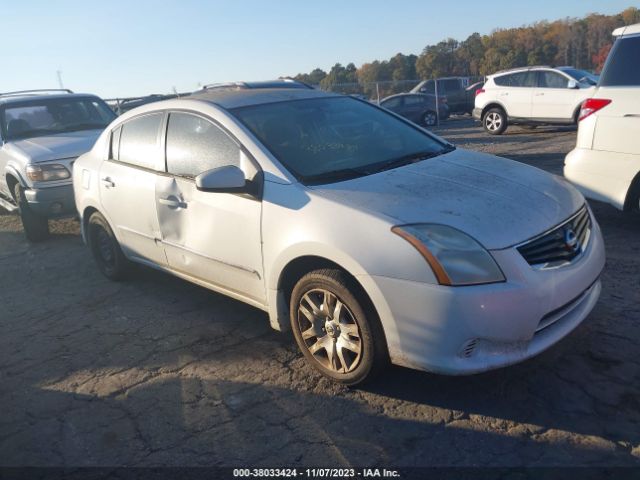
[[1, 118, 639, 468]]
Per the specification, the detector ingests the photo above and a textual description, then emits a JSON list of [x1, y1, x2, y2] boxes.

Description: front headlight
[[26, 164, 71, 182], [392, 224, 505, 286]]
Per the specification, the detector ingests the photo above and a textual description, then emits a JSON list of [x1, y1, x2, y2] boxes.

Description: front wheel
[[14, 184, 49, 242], [483, 108, 508, 135], [87, 211, 130, 281], [422, 110, 438, 127], [290, 269, 386, 386]]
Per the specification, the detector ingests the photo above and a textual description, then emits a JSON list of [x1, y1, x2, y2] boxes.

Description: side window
[[166, 112, 240, 178], [118, 113, 163, 170], [539, 72, 569, 89], [494, 74, 511, 87], [510, 72, 537, 87], [404, 96, 423, 106], [443, 79, 461, 92], [382, 97, 402, 109], [420, 80, 436, 94], [110, 126, 122, 160], [600, 36, 640, 87]]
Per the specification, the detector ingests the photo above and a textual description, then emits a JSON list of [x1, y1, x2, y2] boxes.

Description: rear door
[[402, 96, 428, 123], [156, 111, 265, 303], [493, 72, 534, 118], [593, 33, 640, 155], [99, 113, 167, 266]]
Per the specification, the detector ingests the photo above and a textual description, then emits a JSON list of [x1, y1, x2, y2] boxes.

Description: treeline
[[293, 7, 640, 97]]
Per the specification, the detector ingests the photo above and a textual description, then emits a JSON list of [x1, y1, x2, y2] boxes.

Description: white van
[[564, 23, 640, 212]]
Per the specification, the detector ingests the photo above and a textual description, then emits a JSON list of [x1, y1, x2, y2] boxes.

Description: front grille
[[517, 207, 591, 268]]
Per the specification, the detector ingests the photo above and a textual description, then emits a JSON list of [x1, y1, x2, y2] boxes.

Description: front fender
[[5, 163, 28, 189]]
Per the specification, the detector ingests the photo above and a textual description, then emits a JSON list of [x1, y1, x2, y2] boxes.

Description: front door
[[156, 111, 265, 303], [532, 71, 582, 120]]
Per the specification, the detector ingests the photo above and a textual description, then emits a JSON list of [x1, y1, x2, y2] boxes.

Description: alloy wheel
[[424, 112, 437, 126], [485, 112, 503, 131], [296, 288, 362, 374]]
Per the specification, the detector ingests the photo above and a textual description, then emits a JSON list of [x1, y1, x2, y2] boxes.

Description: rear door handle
[[624, 114, 640, 118], [159, 196, 187, 209], [101, 177, 115, 188], [534, 93, 545, 96]]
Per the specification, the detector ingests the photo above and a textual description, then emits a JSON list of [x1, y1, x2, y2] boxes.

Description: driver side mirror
[[567, 79, 579, 89], [195, 165, 246, 193]]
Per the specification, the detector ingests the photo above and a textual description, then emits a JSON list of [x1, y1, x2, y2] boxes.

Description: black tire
[[87, 211, 129, 281], [483, 107, 508, 135], [290, 269, 387, 386], [14, 184, 49, 242], [422, 110, 438, 127]]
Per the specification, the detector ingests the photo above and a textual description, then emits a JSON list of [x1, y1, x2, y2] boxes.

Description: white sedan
[[73, 81, 605, 385]]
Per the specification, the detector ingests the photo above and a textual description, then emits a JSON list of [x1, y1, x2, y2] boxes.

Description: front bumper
[[472, 108, 482, 121], [359, 213, 605, 375], [24, 184, 76, 218]]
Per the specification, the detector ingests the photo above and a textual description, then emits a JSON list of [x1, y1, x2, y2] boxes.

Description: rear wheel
[[422, 110, 438, 127], [14, 184, 49, 242], [87, 211, 130, 280], [290, 269, 386, 386], [483, 108, 508, 135]]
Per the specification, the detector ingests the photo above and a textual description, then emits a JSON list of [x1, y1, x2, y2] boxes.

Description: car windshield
[[1, 97, 116, 141], [561, 68, 598, 86], [231, 96, 450, 184]]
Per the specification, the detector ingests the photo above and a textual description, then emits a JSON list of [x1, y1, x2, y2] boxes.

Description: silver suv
[[0, 89, 115, 241]]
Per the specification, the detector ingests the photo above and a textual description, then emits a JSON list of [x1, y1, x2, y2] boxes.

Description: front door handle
[[534, 93, 545, 96], [101, 177, 115, 188], [159, 196, 187, 209]]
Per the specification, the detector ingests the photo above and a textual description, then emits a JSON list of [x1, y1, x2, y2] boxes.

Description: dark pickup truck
[[411, 77, 481, 115]]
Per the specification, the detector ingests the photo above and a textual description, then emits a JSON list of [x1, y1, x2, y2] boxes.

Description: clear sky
[[2, 0, 636, 98]]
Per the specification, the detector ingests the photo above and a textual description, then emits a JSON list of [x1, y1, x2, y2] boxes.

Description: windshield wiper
[[7, 128, 59, 140], [64, 123, 107, 131], [365, 145, 456, 175], [303, 167, 369, 185]]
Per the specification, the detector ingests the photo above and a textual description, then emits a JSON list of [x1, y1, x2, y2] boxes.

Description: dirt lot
[[1, 118, 639, 468]]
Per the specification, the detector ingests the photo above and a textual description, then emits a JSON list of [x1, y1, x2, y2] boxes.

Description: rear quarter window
[[493, 75, 511, 86], [118, 113, 163, 170], [600, 36, 640, 87]]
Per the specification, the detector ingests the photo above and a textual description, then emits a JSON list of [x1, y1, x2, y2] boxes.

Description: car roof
[[493, 66, 555, 76], [0, 92, 100, 106], [186, 87, 339, 109], [613, 23, 640, 36]]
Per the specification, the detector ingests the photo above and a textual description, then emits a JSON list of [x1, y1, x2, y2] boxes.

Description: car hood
[[308, 148, 584, 250], [3, 130, 103, 163]]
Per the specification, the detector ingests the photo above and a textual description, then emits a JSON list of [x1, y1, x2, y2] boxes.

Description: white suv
[[564, 24, 640, 212], [474, 66, 597, 135]]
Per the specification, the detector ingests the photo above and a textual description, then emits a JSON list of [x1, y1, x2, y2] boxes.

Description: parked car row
[[379, 93, 449, 126], [0, 22, 636, 387]]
